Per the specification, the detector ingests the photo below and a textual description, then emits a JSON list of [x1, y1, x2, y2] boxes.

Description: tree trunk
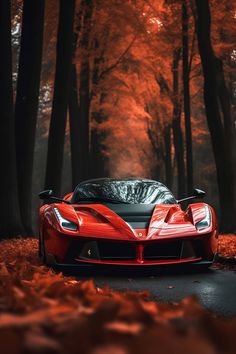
[[182, 0, 193, 195], [77, 0, 93, 182], [0, 0, 24, 237], [216, 59, 236, 192], [164, 124, 173, 189], [90, 37, 109, 179], [172, 49, 186, 198], [195, 0, 236, 232], [69, 8, 83, 189], [90, 130, 108, 178], [14, 0, 45, 234], [45, 0, 75, 195], [69, 63, 80, 189], [146, 120, 164, 182]]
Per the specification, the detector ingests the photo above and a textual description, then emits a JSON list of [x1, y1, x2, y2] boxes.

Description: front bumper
[[44, 236, 215, 267], [44, 253, 215, 274]]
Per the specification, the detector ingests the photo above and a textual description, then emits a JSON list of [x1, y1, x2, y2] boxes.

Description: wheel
[[197, 263, 212, 271], [189, 262, 213, 273], [38, 234, 41, 257], [38, 233, 46, 263]]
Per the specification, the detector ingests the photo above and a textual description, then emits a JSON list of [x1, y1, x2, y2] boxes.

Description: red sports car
[[38, 178, 218, 269]]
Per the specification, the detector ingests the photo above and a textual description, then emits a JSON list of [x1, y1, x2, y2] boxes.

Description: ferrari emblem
[[138, 232, 143, 237]]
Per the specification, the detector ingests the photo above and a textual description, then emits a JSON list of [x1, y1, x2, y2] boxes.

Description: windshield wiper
[[76, 197, 131, 204]]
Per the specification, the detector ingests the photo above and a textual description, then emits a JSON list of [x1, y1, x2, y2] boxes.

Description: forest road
[[75, 268, 236, 316]]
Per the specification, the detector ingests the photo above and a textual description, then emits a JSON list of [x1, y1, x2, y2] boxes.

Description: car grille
[[98, 241, 135, 260], [144, 241, 182, 260], [64, 239, 200, 263]]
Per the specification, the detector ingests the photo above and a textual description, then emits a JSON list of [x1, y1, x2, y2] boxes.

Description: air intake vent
[[105, 204, 155, 229]]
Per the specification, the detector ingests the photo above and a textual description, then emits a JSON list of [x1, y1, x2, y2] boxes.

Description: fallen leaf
[[105, 321, 143, 334]]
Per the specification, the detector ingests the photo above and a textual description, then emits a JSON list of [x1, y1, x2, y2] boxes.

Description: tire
[[39, 233, 46, 264], [197, 263, 212, 271], [38, 233, 41, 258], [190, 262, 213, 273]]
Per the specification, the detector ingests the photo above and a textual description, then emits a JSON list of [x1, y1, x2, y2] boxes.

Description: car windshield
[[71, 178, 177, 205]]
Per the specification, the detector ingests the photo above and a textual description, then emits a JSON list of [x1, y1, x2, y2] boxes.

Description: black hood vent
[[105, 204, 155, 229]]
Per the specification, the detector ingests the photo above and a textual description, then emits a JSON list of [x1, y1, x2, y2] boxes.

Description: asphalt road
[[75, 268, 236, 317]]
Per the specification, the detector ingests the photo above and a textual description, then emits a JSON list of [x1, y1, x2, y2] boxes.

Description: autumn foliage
[[0, 0, 234, 238], [0, 236, 235, 354]]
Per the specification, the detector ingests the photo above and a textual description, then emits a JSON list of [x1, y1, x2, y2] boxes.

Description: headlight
[[54, 208, 78, 231], [195, 206, 211, 230]]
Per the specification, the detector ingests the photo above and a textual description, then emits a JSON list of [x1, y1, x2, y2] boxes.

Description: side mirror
[[177, 188, 206, 203], [38, 189, 70, 204], [193, 188, 206, 198], [38, 189, 53, 200]]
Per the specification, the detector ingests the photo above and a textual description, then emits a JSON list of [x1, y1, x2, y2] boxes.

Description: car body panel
[[40, 204, 218, 266], [39, 178, 218, 267]]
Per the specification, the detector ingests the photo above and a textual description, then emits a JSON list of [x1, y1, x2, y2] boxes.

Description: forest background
[[0, 0, 235, 237]]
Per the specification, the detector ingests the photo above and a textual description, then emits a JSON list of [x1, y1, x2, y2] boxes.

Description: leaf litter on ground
[[0, 235, 235, 354]]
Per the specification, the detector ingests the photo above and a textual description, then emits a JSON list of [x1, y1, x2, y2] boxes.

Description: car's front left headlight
[[195, 206, 211, 230], [54, 208, 78, 231]]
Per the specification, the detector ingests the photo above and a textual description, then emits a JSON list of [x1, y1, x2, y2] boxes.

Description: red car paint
[[39, 195, 218, 267]]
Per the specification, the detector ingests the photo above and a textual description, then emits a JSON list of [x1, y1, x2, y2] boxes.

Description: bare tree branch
[[188, 23, 196, 74], [155, 73, 174, 103], [98, 34, 138, 81]]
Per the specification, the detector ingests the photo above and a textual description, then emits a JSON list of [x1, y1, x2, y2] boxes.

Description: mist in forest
[[0, 0, 235, 236]]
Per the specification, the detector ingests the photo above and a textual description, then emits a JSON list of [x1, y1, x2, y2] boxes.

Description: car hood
[[69, 202, 211, 241]]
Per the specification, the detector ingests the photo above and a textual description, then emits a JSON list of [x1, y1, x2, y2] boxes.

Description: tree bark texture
[[69, 63, 80, 189], [164, 124, 173, 189], [69, 8, 83, 189], [15, 0, 45, 233], [45, 0, 75, 195], [182, 0, 193, 195], [172, 48, 186, 198], [0, 0, 24, 237], [195, 0, 236, 232], [89, 38, 108, 179], [77, 0, 93, 181]]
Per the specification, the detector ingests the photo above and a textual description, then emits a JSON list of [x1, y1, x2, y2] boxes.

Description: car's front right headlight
[[54, 208, 78, 231], [195, 206, 211, 230]]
